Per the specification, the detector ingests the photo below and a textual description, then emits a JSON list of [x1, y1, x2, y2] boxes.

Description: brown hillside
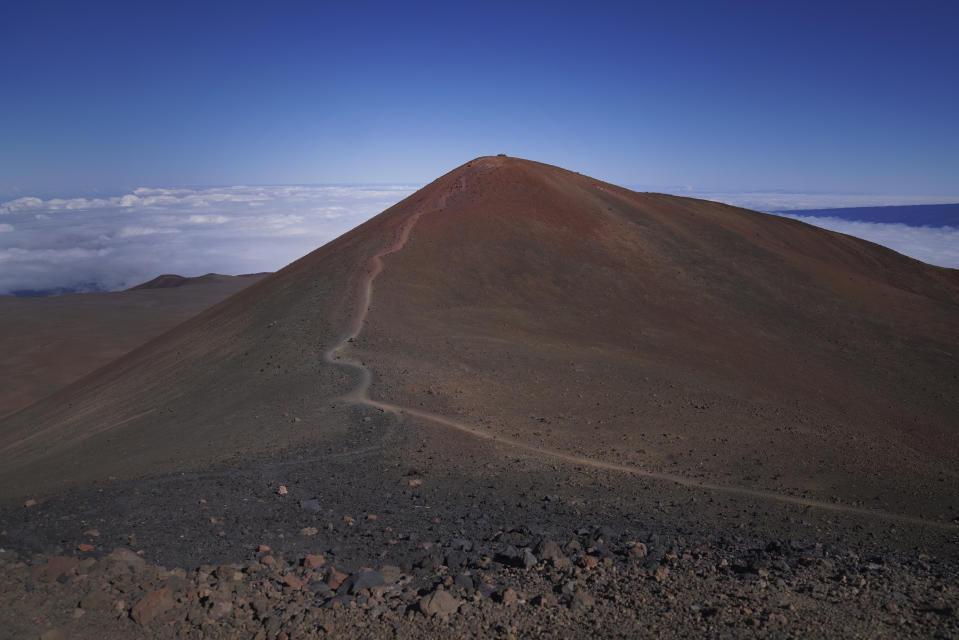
[[1, 156, 957, 529], [0, 273, 267, 419]]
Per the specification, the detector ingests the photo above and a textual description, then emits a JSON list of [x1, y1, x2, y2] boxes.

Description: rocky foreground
[[2, 412, 958, 640], [3, 506, 957, 639]]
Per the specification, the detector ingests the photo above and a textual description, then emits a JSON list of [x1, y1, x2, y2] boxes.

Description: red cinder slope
[[1, 157, 957, 527]]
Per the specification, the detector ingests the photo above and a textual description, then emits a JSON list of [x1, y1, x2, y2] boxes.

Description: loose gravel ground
[[2, 410, 957, 639]]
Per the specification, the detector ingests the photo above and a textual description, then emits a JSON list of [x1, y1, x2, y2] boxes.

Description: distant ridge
[[129, 272, 272, 290], [129, 274, 197, 290], [7, 283, 106, 298], [0, 272, 268, 419]]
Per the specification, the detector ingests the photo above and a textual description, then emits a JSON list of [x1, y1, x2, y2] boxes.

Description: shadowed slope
[[0, 169, 458, 500], [0, 273, 267, 419], [1, 157, 957, 528]]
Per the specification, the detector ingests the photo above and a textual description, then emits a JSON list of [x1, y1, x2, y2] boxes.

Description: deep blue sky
[[2, 0, 957, 198]]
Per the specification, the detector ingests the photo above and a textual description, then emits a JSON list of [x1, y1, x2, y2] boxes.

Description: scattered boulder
[[325, 567, 349, 591], [32, 557, 78, 582], [130, 588, 174, 624], [534, 538, 571, 568], [80, 590, 114, 613], [495, 546, 536, 568], [303, 554, 326, 569], [535, 538, 563, 562], [454, 573, 475, 591], [283, 574, 305, 590], [349, 569, 385, 594], [522, 551, 538, 568], [419, 589, 461, 618], [379, 565, 402, 584], [451, 538, 474, 552], [445, 550, 468, 571], [309, 580, 333, 599], [108, 547, 145, 568]]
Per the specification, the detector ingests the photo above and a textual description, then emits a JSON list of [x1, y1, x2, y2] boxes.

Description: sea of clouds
[[778, 215, 959, 269], [0, 185, 416, 295], [1, 186, 956, 295], [691, 191, 959, 270]]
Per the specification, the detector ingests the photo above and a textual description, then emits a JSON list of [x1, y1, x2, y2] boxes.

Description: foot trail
[[322, 179, 959, 533]]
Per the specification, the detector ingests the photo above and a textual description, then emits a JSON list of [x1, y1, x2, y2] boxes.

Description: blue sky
[[2, 1, 958, 293], [2, 1, 957, 198]]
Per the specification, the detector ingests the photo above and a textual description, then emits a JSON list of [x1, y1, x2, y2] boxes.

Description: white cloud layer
[[0, 185, 416, 294], [682, 191, 959, 269], [780, 215, 959, 269], [1, 185, 955, 295]]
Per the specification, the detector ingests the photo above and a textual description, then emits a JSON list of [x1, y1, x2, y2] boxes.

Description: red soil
[[1, 157, 956, 542]]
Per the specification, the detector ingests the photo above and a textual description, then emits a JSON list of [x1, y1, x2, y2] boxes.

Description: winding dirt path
[[322, 182, 959, 533]]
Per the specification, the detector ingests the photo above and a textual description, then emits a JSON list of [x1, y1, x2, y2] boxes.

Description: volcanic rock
[[130, 588, 174, 624], [419, 589, 461, 618]]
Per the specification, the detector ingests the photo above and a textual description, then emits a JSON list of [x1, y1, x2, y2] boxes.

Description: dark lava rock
[[454, 573, 475, 591], [348, 569, 385, 594], [445, 550, 468, 571], [299, 499, 323, 512], [309, 580, 332, 598], [495, 546, 535, 568], [451, 538, 474, 552], [535, 538, 563, 562]]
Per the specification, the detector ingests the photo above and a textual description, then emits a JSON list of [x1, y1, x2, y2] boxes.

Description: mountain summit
[[1, 156, 957, 528]]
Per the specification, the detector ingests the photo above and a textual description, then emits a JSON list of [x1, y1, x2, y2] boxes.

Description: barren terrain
[[1, 157, 957, 638], [0, 273, 266, 420]]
